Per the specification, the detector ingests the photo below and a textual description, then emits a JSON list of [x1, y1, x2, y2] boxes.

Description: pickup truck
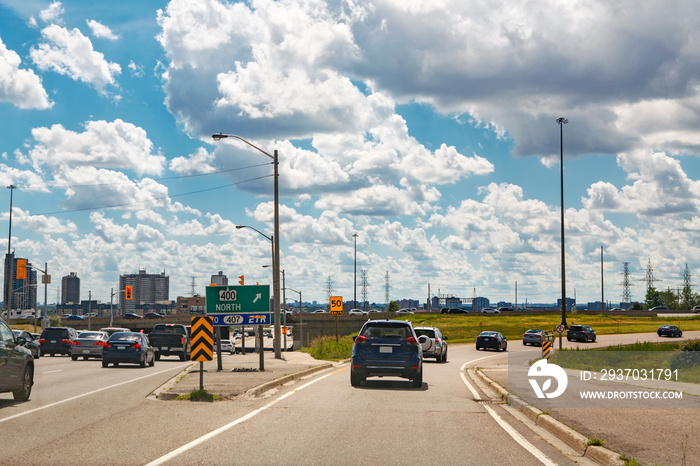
[[148, 323, 191, 361]]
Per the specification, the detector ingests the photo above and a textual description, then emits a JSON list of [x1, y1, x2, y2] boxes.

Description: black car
[[448, 308, 468, 314], [12, 330, 41, 358], [350, 320, 423, 387], [39, 326, 78, 356], [1, 319, 34, 401], [658, 325, 682, 338], [124, 313, 143, 320], [475, 331, 507, 351], [145, 312, 164, 319], [102, 332, 155, 368], [567, 325, 596, 342]]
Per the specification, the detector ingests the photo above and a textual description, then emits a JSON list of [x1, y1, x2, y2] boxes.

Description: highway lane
[[148, 345, 587, 466]]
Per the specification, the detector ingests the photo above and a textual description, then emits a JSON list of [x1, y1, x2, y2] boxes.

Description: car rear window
[[569, 326, 583, 331], [42, 328, 68, 339], [110, 333, 140, 341], [153, 325, 186, 334], [79, 332, 104, 339], [414, 329, 436, 338], [361, 323, 411, 339], [526, 329, 541, 334]]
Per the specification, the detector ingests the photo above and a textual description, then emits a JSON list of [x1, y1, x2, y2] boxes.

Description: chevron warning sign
[[542, 340, 552, 361], [191, 316, 214, 362]]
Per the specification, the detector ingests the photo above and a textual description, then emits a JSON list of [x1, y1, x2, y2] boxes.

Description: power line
[[34, 174, 272, 216]]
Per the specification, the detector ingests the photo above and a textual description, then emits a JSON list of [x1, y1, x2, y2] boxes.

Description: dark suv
[[39, 327, 78, 356], [0, 318, 34, 401], [351, 320, 423, 387], [567, 325, 596, 342]]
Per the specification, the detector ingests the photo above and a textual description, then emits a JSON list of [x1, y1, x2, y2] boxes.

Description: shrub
[[669, 339, 700, 371]]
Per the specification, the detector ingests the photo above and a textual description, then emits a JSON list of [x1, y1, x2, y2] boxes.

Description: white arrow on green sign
[[206, 284, 271, 314]]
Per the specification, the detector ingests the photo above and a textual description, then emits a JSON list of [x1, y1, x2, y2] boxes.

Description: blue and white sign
[[210, 313, 270, 326]]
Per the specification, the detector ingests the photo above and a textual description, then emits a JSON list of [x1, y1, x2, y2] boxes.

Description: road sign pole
[[335, 315, 339, 342], [216, 326, 222, 371], [200, 361, 204, 391], [258, 324, 264, 371]]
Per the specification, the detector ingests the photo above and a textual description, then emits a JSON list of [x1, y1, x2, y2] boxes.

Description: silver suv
[[414, 326, 448, 363]]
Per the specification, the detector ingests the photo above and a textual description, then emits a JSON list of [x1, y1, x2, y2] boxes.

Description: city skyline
[[1, 1, 699, 305]]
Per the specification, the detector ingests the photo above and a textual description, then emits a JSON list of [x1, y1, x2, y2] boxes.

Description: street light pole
[[353, 233, 358, 309], [557, 117, 568, 328], [213, 133, 282, 359], [4, 185, 16, 320]]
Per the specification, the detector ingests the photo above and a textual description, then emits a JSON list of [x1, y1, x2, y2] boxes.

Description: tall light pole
[[213, 133, 281, 359], [353, 233, 358, 309], [286, 287, 302, 348], [557, 117, 568, 328], [4, 185, 16, 319]]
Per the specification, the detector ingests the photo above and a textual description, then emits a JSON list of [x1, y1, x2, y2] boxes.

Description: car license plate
[[379, 346, 392, 353], [161, 346, 168, 351], [82, 350, 90, 353], [51, 340, 56, 343], [117, 346, 125, 350]]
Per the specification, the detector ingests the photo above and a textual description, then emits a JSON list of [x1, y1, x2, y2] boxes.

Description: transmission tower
[[621, 262, 633, 303], [639, 258, 661, 293], [190, 277, 197, 296], [326, 274, 334, 305], [361, 270, 370, 311], [384, 271, 390, 304], [683, 263, 693, 289]]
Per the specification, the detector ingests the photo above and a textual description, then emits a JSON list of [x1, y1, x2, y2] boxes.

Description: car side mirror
[[17, 336, 27, 346], [352, 336, 357, 341], [443, 336, 448, 340]]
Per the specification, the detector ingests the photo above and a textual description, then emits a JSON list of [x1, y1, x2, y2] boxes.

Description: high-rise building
[[4, 253, 37, 311], [210, 271, 228, 286], [119, 269, 169, 314], [62, 272, 80, 304]]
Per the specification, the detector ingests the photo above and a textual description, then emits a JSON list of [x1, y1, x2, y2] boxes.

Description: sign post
[[206, 285, 270, 371], [555, 324, 565, 350], [330, 296, 343, 342], [191, 316, 214, 391]]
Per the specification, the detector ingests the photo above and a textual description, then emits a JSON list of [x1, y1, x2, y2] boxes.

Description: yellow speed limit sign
[[330, 296, 343, 316]]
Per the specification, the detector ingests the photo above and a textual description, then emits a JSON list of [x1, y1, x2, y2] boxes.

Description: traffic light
[[238, 275, 244, 286], [125, 286, 133, 300], [16, 259, 27, 279]]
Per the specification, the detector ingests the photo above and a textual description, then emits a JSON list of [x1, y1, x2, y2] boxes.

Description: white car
[[480, 308, 500, 314], [348, 308, 368, 316], [218, 340, 234, 354]]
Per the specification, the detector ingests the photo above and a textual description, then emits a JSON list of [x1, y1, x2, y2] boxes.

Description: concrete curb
[[474, 369, 624, 466], [245, 363, 334, 397]]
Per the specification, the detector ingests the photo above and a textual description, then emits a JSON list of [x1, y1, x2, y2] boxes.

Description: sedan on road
[[1, 318, 34, 401], [102, 332, 155, 368], [348, 309, 368, 316], [351, 320, 423, 388], [12, 330, 41, 358], [71, 331, 109, 360], [123, 312, 143, 320], [567, 325, 596, 342], [476, 331, 507, 351], [480, 308, 500, 314], [522, 329, 548, 346], [658, 325, 682, 338]]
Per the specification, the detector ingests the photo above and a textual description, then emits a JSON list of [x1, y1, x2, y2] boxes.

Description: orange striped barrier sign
[[191, 316, 214, 362]]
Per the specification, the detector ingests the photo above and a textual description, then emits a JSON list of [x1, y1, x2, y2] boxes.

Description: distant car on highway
[[649, 305, 667, 312], [396, 309, 413, 315], [567, 325, 596, 342], [12, 330, 41, 358], [414, 326, 447, 362], [218, 339, 234, 354], [145, 312, 165, 319], [476, 331, 507, 351], [480, 308, 500, 314], [447, 308, 468, 314], [124, 312, 143, 320], [609, 307, 624, 312], [66, 314, 86, 320], [693, 305, 700, 313], [0, 318, 34, 401], [657, 325, 682, 338], [348, 309, 368, 316], [70, 331, 109, 360], [351, 320, 423, 388], [497, 307, 513, 312], [522, 329, 548, 346], [102, 332, 155, 368]]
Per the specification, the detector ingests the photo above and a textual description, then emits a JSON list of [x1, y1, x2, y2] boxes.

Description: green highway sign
[[206, 284, 270, 314]]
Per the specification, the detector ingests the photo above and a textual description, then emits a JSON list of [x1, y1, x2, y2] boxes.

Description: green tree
[[386, 300, 400, 312], [659, 288, 679, 310], [644, 287, 663, 309]]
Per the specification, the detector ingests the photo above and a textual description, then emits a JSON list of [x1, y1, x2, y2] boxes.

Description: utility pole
[[601, 246, 604, 311], [4, 185, 16, 320]]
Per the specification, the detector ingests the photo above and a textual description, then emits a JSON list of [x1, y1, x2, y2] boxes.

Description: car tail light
[[536, 335, 541, 338], [95, 341, 105, 346], [61, 339, 70, 343], [405, 336, 418, 345], [355, 335, 368, 343], [39, 338, 46, 343], [132, 342, 141, 349], [72, 341, 80, 345], [181, 336, 185, 345], [106, 342, 113, 348]]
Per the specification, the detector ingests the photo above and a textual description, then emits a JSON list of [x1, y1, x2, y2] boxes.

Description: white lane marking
[[0, 363, 191, 424], [145, 367, 346, 466], [460, 361, 556, 466]]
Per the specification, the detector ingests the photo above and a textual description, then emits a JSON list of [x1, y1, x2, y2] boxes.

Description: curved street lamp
[[213, 132, 281, 359], [557, 117, 568, 328]]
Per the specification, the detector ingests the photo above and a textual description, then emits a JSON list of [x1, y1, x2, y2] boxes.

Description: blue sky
[[1, 0, 699, 307]]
